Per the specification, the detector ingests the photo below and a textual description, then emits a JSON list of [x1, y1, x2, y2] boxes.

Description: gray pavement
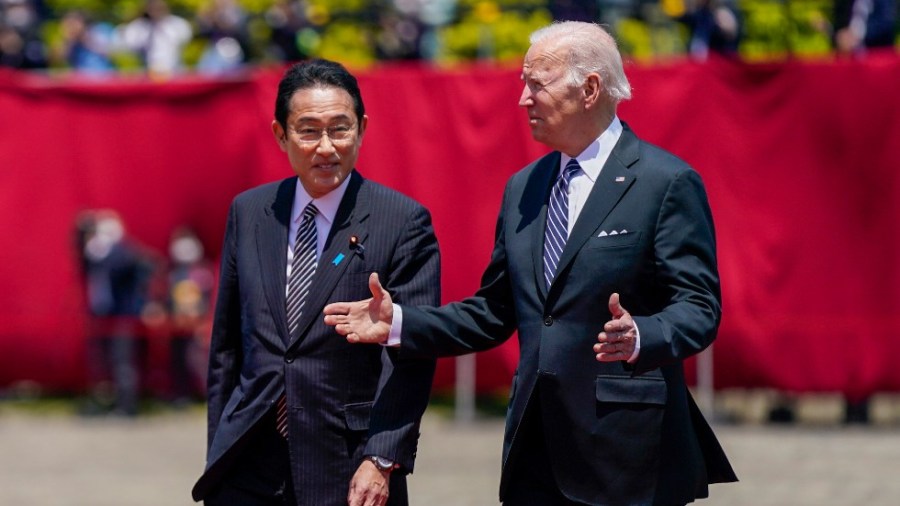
[[1, 407, 899, 505]]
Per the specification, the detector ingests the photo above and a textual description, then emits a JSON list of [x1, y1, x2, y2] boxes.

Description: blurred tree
[[437, 1, 551, 64], [738, 0, 833, 60], [22, 0, 900, 71]]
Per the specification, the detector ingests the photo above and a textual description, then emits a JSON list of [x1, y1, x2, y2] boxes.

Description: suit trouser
[[503, 388, 583, 506], [502, 389, 688, 506], [205, 408, 296, 506]]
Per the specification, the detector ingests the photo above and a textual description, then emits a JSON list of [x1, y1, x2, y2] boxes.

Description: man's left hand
[[594, 293, 636, 362], [348, 459, 390, 506]]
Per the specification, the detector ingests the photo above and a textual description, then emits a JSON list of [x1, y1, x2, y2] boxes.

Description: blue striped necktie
[[543, 158, 580, 289], [278, 202, 318, 439]]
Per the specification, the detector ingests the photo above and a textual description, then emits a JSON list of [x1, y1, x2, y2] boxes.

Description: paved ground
[[1, 406, 899, 506]]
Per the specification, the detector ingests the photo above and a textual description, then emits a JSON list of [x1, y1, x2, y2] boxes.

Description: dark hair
[[274, 59, 365, 129]]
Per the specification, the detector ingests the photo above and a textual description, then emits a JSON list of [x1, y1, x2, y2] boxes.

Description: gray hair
[[529, 21, 632, 103]]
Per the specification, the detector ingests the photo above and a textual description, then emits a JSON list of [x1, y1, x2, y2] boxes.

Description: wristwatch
[[367, 455, 396, 472]]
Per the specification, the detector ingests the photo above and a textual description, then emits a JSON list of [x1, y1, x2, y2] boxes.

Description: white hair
[[529, 21, 632, 103]]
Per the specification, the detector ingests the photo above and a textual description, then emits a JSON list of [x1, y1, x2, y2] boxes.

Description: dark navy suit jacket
[[399, 124, 737, 505], [192, 171, 440, 505]]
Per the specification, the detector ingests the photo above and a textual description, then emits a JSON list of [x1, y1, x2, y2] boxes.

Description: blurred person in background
[[678, 0, 742, 60], [55, 10, 115, 74], [833, 0, 898, 55], [117, 0, 192, 76], [165, 226, 215, 405], [0, 0, 47, 68], [76, 209, 156, 416], [264, 0, 313, 63], [195, 0, 249, 74], [191, 59, 440, 506], [549, 0, 600, 22], [375, 7, 425, 60], [326, 21, 737, 505]]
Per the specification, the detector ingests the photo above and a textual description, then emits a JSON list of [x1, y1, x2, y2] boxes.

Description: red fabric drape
[[2, 55, 899, 397]]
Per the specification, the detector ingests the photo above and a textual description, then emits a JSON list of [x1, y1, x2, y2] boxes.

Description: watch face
[[372, 456, 394, 470]]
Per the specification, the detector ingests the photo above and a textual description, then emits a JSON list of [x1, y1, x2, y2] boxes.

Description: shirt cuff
[[627, 321, 641, 363], [383, 304, 403, 347]]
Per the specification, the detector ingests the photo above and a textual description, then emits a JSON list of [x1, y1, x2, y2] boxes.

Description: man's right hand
[[323, 272, 393, 344]]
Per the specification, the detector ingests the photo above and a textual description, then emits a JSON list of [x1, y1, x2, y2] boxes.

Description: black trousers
[[502, 391, 687, 506], [205, 409, 296, 506], [502, 391, 583, 506]]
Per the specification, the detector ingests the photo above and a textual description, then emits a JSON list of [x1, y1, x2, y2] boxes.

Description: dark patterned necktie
[[286, 203, 319, 335], [543, 158, 580, 289], [278, 202, 318, 439]]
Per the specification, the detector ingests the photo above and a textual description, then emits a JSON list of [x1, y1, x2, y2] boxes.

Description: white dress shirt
[[285, 175, 351, 296], [390, 117, 638, 361]]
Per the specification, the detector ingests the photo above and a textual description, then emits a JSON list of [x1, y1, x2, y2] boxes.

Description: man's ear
[[358, 114, 368, 139], [583, 73, 602, 109], [271, 120, 287, 150]]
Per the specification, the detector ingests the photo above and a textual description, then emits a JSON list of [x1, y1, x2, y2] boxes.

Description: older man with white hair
[[326, 21, 737, 505]]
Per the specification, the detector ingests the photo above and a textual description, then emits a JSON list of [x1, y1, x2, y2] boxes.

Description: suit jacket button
[[284, 356, 294, 363], [543, 316, 553, 326]]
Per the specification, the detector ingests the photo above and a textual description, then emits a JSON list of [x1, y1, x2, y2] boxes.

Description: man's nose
[[518, 85, 532, 107], [316, 134, 337, 154]]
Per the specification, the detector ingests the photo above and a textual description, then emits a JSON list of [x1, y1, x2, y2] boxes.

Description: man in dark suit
[[192, 59, 440, 506], [325, 22, 737, 505]]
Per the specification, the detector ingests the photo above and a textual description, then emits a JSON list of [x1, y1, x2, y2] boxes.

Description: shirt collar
[[291, 173, 352, 227], [561, 116, 623, 182]]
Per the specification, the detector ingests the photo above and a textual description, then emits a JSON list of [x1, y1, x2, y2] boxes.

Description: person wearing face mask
[[77, 209, 154, 417], [164, 226, 215, 405]]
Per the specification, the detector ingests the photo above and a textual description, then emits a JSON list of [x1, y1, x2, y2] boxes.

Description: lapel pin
[[349, 235, 365, 256], [615, 176, 625, 182], [332, 253, 345, 266]]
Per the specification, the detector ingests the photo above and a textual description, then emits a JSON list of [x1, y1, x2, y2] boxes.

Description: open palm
[[323, 273, 394, 344]]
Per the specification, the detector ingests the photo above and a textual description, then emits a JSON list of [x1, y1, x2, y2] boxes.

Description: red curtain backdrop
[[2, 55, 899, 398]]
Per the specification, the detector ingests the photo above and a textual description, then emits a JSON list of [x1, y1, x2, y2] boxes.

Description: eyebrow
[[294, 113, 354, 124]]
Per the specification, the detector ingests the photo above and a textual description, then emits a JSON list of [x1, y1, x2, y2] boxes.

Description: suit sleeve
[[205, 201, 243, 450], [631, 168, 722, 374], [363, 205, 440, 472], [400, 180, 518, 358]]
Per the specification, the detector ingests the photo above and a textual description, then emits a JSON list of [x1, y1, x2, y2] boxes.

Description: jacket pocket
[[344, 401, 374, 431], [585, 231, 642, 249], [595, 374, 667, 406]]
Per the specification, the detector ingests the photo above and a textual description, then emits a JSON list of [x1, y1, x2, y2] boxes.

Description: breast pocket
[[577, 231, 646, 288], [585, 231, 642, 250], [333, 271, 382, 301]]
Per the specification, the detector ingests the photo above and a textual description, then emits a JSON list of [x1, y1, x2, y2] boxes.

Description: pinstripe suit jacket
[[192, 171, 440, 505], [398, 125, 736, 505]]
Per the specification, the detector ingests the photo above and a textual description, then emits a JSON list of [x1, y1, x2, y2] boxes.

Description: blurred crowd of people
[[1, 0, 897, 76], [74, 210, 214, 415]]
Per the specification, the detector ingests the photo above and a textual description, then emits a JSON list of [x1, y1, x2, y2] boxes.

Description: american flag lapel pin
[[615, 176, 625, 182]]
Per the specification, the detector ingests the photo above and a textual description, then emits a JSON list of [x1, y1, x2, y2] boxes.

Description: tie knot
[[302, 203, 319, 220], [562, 159, 580, 181], [556, 159, 580, 189]]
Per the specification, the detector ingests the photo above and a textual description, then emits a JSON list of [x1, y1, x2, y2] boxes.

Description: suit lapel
[[529, 153, 562, 301], [257, 178, 296, 348], [551, 125, 641, 296], [288, 171, 369, 351]]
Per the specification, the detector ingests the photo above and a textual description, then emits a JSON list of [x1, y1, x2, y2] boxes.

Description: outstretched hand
[[323, 273, 394, 344], [593, 293, 637, 362]]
